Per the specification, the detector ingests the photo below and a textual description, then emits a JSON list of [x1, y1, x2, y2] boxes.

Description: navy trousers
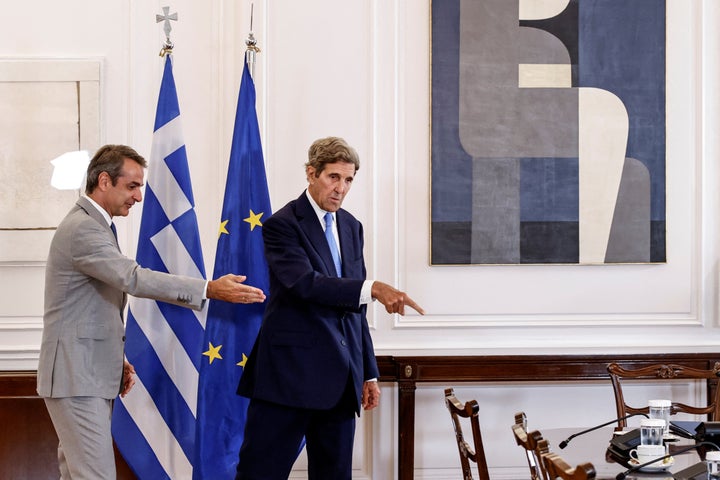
[[236, 379, 358, 480]]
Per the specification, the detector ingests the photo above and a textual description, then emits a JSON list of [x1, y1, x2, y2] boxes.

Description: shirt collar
[[305, 189, 335, 226], [83, 195, 113, 227]]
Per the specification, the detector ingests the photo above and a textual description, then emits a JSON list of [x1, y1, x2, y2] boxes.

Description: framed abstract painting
[[430, 0, 666, 265]]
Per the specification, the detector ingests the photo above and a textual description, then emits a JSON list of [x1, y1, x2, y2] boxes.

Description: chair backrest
[[542, 452, 596, 480], [444, 388, 490, 480], [512, 411, 550, 480], [607, 362, 720, 429]]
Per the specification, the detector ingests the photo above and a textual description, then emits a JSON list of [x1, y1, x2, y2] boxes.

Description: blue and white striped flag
[[112, 54, 207, 479]]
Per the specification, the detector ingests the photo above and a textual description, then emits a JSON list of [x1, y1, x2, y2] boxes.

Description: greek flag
[[112, 54, 207, 479], [193, 59, 270, 479]]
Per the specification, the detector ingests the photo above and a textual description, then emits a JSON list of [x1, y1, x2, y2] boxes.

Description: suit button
[[341, 340, 346, 346]]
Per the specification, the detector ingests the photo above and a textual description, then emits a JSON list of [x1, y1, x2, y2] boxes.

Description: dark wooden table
[[376, 353, 720, 480]]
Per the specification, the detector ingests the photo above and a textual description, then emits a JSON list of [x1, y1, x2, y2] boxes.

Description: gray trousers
[[44, 396, 115, 480]]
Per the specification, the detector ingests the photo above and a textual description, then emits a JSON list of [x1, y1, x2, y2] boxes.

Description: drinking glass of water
[[640, 418, 665, 446], [706, 450, 720, 479], [648, 399, 671, 436]]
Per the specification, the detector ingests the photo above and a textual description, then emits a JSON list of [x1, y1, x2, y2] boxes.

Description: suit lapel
[[296, 192, 340, 277], [336, 210, 354, 277], [77, 197, 120, 251]]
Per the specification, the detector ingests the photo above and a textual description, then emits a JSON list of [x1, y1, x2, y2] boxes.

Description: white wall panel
[[384, 0, 700, 330]]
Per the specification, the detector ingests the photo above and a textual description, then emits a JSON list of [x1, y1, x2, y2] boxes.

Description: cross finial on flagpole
[[156, 6, 178, 56]]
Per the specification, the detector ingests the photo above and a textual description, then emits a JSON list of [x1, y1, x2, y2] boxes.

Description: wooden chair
[[512, 412, 550, 480], [607, 362, 720, 430], [542, 452, 596, 480], [444, 388, 490, 480]]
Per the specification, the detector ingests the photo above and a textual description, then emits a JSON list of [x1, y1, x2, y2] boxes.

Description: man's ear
[[97, 171, 111, 191], [306, 166, 316, 183]]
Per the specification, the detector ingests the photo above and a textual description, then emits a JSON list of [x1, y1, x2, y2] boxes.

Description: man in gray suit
[[37, 144, 266, 479]]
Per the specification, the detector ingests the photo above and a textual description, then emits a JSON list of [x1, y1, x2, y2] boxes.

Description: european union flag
[[193, 59, 271, 479], [112, 54, 207, 479]]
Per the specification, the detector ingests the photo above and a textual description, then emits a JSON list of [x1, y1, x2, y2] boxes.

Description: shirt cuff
[[360, 280, 374, 306]]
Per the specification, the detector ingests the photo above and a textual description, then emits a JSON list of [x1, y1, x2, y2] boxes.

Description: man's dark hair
[[85, 144, 147, 194]]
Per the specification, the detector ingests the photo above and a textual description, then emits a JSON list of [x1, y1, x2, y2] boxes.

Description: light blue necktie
[[324, 212, 342, 277]]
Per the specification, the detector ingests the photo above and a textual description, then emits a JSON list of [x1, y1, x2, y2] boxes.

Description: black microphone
[[559, 413, 648, 449], [615, 441, 720, 480]]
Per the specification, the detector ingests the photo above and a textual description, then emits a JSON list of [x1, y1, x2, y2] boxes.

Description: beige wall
[[1, 1, 719, 478]]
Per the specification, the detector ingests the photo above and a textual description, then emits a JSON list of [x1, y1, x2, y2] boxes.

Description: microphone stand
[[615, 441, 720, 480], [559, 413, 648, 449]]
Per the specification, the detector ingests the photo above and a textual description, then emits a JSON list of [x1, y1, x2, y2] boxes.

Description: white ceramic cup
[[630, 444, 666, 465], [707, 451, 720, 479], [648, 399, 671, 435], [640, 418, 666, 446]]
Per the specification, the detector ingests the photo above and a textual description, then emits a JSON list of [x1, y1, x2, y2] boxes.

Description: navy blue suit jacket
[[238, 191, 379, 412]]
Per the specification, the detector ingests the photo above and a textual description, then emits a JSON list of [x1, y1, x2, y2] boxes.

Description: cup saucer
[[628, 456, 674, 472]]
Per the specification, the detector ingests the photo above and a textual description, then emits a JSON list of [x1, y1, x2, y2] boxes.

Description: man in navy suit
[[236, 136, 424, 479]]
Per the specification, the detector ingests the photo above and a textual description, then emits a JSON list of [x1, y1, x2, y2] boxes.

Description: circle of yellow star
[[244, 210, 264, 231], [237, 353, 249, 368], [202, 342, 223, 364], [218, 220, 229, 238]]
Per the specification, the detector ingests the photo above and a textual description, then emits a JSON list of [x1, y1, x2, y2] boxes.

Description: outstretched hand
[[207, 274, 266, 304], [371, 281, 424, 315]]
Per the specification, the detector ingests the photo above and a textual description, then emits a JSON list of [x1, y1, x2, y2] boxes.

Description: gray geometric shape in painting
[[458, 0, 578, 158], [604, 157, 651, 263], [471, 157, 520, 264]]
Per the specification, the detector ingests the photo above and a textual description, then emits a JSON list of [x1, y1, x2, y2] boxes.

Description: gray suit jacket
[[37, 197, 207, 399]]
